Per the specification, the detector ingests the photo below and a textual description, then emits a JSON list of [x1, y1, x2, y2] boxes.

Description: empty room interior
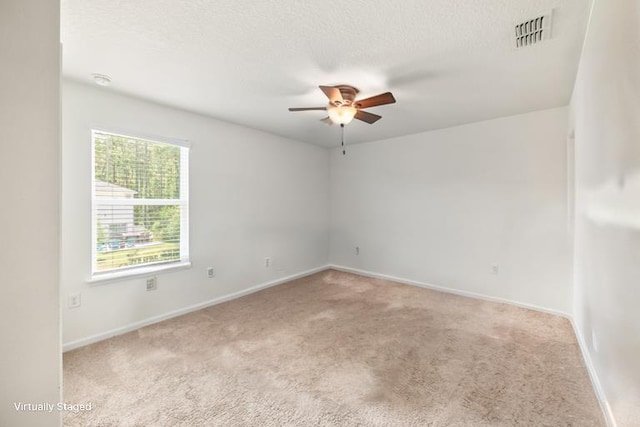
[[2, 0, 639, 426]]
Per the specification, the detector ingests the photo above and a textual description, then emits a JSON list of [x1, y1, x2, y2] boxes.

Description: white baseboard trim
[[63, 265, 330, 352], [328, 264, 615, 426], [328, 264, 570, 318], [569, 318, 617, 427]]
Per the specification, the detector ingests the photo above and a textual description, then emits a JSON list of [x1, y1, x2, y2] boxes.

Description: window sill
[[87, 261, 191, 285]]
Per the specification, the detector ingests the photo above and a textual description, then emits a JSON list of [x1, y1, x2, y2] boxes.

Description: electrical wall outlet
[[207, 267, 215, 278], [264, 257, 271, 268], [491, 264, 499, 275], [356, 246, 360, 255], [146, 276, 157, 291], [68, 293, 81, 309]]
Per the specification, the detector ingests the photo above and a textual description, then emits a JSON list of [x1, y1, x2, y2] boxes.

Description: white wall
[[570, 0, 640, 424], [0, 0, 61, 426], [62, 81, 329, 346], [330, 107, 572, 313]]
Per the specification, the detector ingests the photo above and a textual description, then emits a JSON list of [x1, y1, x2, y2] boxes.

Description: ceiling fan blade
[[355, 92, 396, 109], [288, 107, 327, 112], [355, 110, 382, 124], [319, 85, 344, 105], [320, 117, 333, 125]]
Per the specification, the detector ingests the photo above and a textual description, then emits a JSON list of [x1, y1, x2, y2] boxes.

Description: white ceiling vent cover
[[515, 12, 552, 48]]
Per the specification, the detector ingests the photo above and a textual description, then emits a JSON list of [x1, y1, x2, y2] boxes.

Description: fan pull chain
[[341, 124, 345, 155]]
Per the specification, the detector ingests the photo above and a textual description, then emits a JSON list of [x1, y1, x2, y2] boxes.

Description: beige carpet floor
[[64, 270, 605, 426]]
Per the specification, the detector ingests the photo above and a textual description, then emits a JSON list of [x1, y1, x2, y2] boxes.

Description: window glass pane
[[95, 205, 181, 272], [94, 132, 181, 199], [92, 130, 188, 276]]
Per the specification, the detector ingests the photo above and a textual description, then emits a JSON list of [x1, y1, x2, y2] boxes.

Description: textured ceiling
[[61, 0, 592, 147]]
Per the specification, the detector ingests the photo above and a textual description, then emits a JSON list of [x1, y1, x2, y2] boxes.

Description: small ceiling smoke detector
[[92, 73, 112, 86], [515, 12, 552, 48]]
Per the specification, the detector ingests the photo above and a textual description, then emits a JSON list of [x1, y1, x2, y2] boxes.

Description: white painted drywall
[[61, 81, 329, 345], [330, 107, 572, 313], [570, 0, 640, 424], [0, 0, 61, 426]]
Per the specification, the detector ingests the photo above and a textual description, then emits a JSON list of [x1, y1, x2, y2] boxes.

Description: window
[[91, 130, 189, 279]]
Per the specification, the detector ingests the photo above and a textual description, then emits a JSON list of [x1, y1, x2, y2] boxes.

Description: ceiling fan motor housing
[[334, 85, 359, 106]]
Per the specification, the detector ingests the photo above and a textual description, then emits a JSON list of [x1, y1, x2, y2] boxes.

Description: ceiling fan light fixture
[[327, 105, 357, 125], [288, 85, 393, 125]]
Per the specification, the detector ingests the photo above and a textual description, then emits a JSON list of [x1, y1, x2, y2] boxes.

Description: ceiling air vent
[[515, 13, 552, 48]]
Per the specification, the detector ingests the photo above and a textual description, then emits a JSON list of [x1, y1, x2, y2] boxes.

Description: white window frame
[[89, 129, 190, 283]]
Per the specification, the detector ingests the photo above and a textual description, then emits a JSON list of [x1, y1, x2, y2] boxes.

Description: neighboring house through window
[[91, 130, 189, 279]]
